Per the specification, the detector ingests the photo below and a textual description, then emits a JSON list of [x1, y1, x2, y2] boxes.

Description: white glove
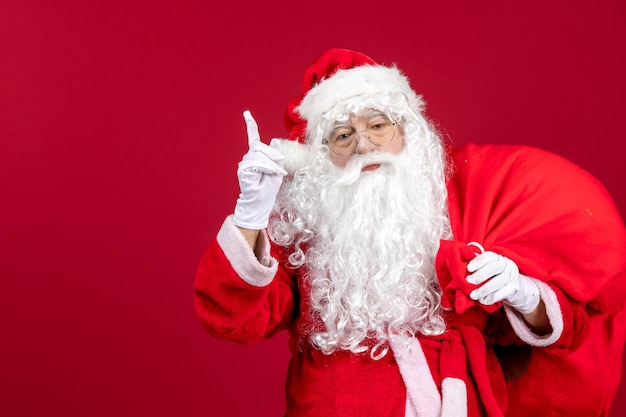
[[233, 110, 287, 230], [466, 251, 540, 315]]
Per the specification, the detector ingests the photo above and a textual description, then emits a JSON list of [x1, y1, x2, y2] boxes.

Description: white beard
[[270, 133, 452, 359]]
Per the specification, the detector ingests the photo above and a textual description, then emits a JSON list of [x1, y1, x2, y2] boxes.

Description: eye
[[336, 132, 352, 141], [368, 119, 390, 131], [330, 129, 354, 143]]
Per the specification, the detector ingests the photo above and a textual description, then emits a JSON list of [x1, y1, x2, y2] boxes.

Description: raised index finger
[[243, 110, 261, 147]]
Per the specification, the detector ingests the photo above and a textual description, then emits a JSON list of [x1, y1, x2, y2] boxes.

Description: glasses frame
[[322, 120, 399, 156]]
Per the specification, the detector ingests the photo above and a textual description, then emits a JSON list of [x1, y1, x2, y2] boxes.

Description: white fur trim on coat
[[216, 215, 278, 287], [504, 279, 564, 346], [441, 377, 468, 417], [390, 336, 442, 417]]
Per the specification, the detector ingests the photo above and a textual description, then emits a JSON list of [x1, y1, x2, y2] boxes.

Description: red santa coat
[[194, 144, 626, 417]]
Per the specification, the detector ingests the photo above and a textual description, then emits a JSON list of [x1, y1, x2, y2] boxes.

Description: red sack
[[440, 143, 626, 416]]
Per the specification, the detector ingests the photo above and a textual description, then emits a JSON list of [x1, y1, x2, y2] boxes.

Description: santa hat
[[280, 49, 426, 174], [284, 48, 425, 144]]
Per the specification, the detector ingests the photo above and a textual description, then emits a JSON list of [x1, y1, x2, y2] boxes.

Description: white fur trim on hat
[[295, 65, 424, 143]]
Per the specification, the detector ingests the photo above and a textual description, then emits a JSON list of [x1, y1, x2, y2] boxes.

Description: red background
[[1, 1, 625, 416]]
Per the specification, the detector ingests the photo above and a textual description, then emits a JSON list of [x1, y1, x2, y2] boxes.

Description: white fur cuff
[[216, 215, 278, 287], [504, 279, 564, 347]]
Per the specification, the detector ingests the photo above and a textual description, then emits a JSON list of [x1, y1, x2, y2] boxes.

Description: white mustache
[[333, 152, 400, 185]]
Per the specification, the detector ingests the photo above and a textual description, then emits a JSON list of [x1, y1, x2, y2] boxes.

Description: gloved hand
[[233, 110, 287, 230], [466, 251, 540, 315]]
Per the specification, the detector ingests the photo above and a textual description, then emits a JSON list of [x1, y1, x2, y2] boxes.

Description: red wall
[[1, 1, 625, 416]]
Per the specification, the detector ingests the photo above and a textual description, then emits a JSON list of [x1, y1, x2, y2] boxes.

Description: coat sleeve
[[193, 215, 298, 343]]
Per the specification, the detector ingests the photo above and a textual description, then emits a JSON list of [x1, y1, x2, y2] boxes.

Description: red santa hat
[[284, 48, 375, 142], [279, 49, 427, 174], [284, 48, 425, 145]]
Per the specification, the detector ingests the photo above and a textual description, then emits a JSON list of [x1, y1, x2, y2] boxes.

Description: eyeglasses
[[323, 118, 398, 156]]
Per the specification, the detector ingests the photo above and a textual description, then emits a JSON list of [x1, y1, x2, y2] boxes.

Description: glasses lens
[[366, 119, 395, 145], [326, 119, 397, 155], [328, 129, 356, 155]]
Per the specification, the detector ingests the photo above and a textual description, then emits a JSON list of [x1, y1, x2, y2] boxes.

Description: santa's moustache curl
[[270, 102, 453, 359]]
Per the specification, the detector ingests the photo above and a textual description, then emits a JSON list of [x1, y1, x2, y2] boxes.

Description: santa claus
[[194, 49, 626, 416]]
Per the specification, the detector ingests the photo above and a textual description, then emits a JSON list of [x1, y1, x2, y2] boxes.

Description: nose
[[353, 130, 375, 154]]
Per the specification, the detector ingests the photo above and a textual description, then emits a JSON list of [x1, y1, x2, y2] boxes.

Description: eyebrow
[[330, 110, 389, 131], [359, 109, 388, 119]]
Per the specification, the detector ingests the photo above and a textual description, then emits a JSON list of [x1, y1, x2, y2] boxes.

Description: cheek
[[330, 153, 350, 167], [386, 135, 404, 155]]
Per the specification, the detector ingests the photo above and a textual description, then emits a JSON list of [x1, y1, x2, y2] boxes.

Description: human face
[[326, 109, 404, 169]]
